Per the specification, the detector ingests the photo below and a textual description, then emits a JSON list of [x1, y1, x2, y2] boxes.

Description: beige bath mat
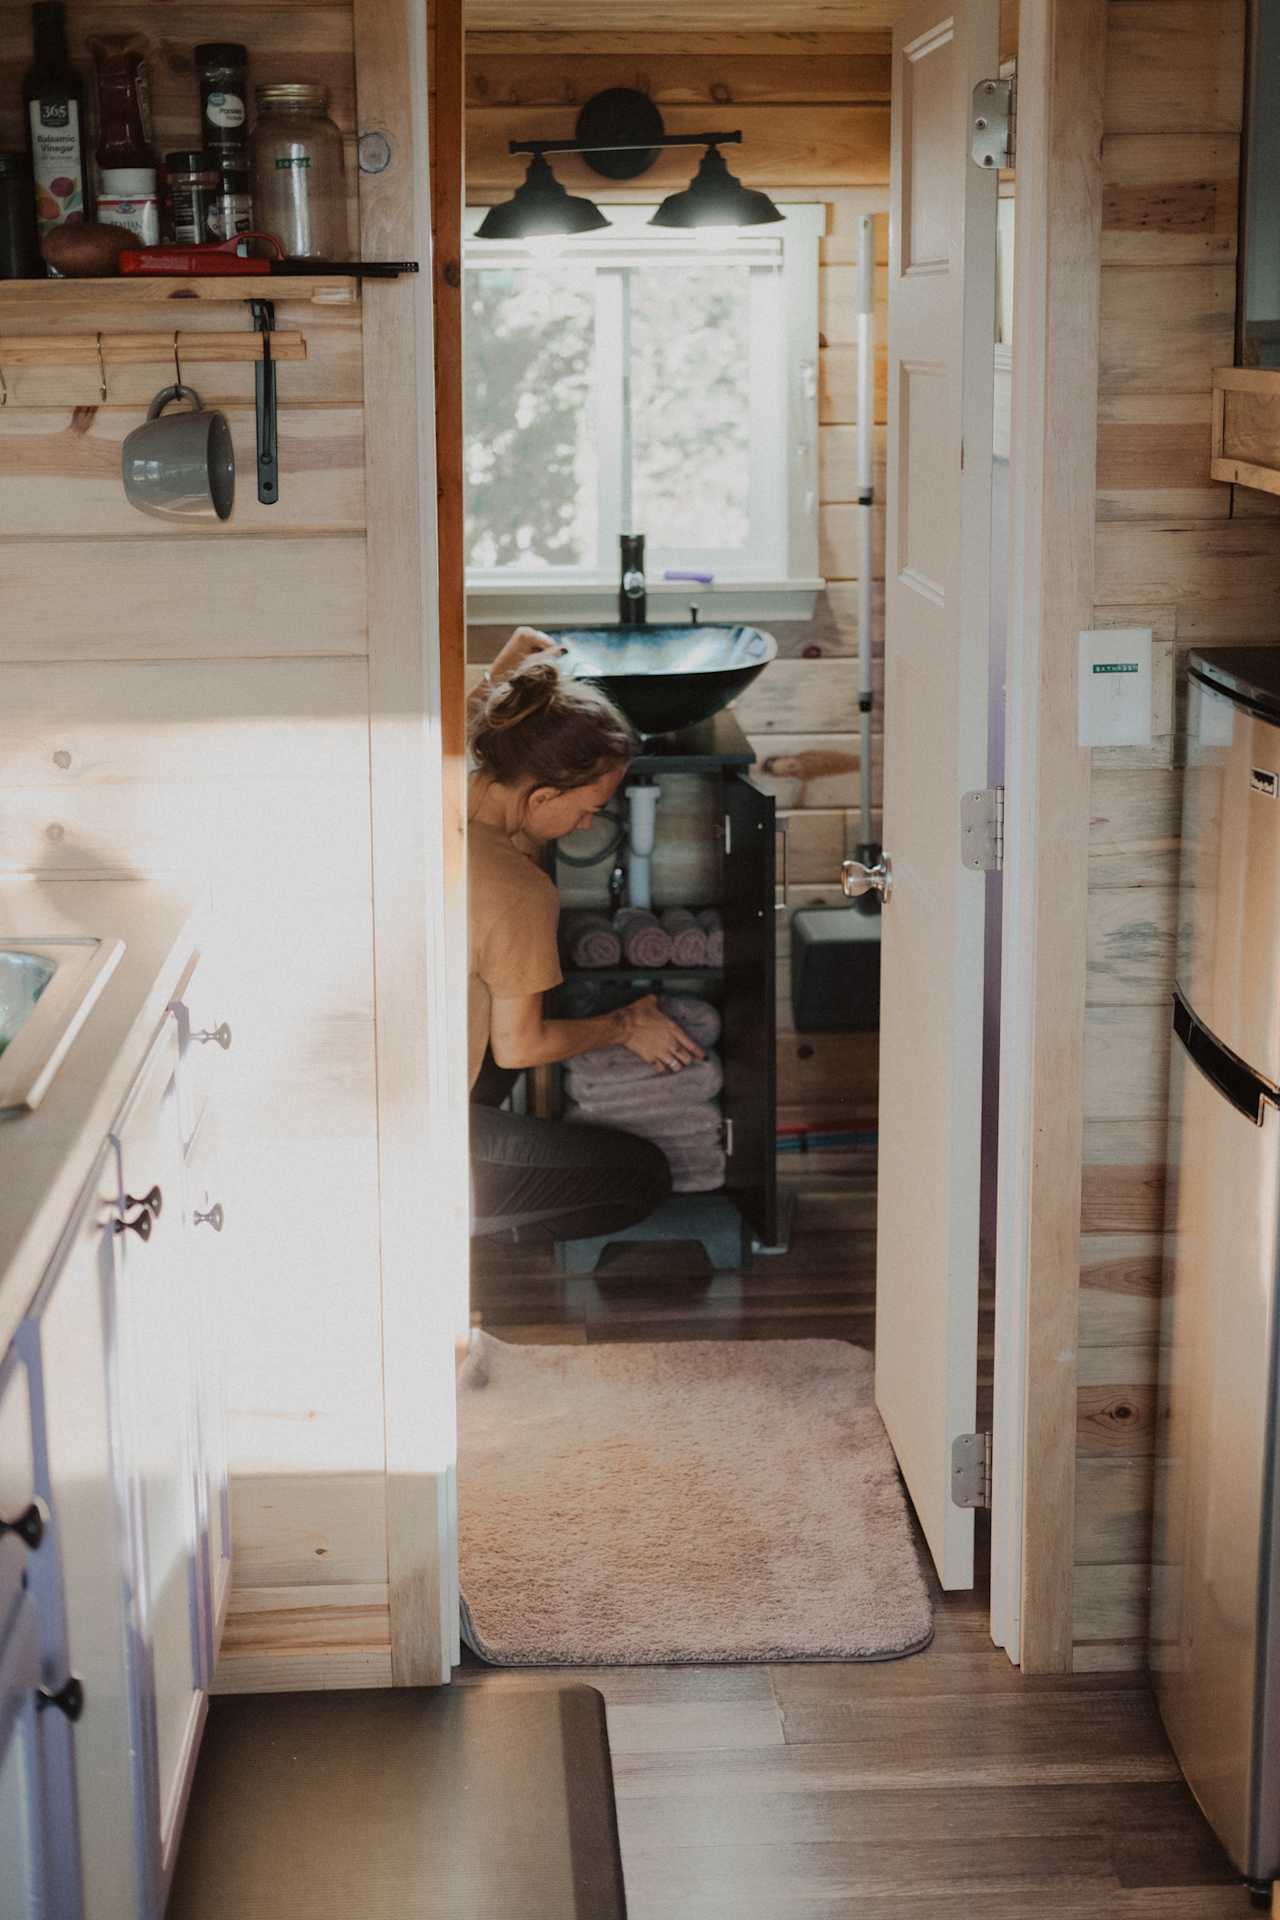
[[457, 1332, 933, 1666]]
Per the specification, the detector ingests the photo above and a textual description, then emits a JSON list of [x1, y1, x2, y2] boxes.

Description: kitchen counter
[[0, 877, 203, 1351]]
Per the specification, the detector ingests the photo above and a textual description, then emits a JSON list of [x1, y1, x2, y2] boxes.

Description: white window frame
[[462, 202, 824, 624]]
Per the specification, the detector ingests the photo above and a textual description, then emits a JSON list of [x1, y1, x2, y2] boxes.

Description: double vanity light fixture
[[475, 87, 784, 241]]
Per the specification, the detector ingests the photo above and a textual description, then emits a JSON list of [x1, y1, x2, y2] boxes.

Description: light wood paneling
[[1097, 265, 1236, 394], [0, 408, 366, 539], [1102, 0, 1246, 137], [1074, 0, 1258, 1673], [1101, 134, 1239, 267], [0, 297, 363, 411], [467, 42, 892, 108], [0, 537, 367, 658], [467, 103, 891, 193]]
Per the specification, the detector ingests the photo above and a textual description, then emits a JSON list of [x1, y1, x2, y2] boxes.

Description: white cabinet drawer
[[171, 966, 233, 1155], [111, 1017, 205, 1899]]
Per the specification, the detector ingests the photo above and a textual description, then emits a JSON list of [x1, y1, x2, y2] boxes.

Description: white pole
[[855, 213, 876, 854]]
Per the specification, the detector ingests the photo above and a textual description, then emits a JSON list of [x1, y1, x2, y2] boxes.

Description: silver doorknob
[[841, 855, 893, 901]]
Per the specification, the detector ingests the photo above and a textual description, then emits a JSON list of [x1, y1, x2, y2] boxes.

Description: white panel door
[[877, 0, 998, 1588]]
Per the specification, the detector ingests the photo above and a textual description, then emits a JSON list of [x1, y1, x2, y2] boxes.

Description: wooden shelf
[[561, 967, 724, 981], [1211, 365, 1280, 497], [0, 275, 359, 309]]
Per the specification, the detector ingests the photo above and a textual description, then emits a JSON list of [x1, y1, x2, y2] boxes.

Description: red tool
[[118, 233, 283, 275]]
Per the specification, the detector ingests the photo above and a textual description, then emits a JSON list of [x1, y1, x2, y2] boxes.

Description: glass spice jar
[[250, 83, 346, 260]]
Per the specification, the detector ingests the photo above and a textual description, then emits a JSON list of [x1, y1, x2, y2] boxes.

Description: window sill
[[465, 580, 824, 628]]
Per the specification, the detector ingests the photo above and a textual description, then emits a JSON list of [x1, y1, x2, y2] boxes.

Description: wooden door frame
[[356, 0, 468, 1686], [989, 0, 1107, 1671], [389, 0, 1109, 1683]]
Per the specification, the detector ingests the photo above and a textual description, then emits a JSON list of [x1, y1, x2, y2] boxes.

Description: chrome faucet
[[619, 533, 646, 626]]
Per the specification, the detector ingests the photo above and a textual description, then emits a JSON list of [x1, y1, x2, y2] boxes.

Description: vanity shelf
[[1211, 366, 1280, 496], [0, 274, 360, 308]]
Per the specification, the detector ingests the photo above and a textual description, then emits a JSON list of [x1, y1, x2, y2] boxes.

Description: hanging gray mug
[[121, 384, 236, 521]]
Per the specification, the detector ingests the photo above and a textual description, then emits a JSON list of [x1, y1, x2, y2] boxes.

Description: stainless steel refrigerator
[[1154, 646, 1280, 1891]]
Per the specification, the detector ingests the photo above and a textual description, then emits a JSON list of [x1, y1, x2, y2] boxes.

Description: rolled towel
[[564, 1099, 722, 1146], [615, 908, 673, 969], [659, 907, 708, 968], [560, 910, 623, 969], [658, 992, 721, 1052], [696, 908, 724, 968], [569, 1053, 723, 1119]]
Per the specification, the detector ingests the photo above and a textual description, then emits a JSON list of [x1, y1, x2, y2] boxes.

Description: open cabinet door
[[874, 0, 998, 1589]]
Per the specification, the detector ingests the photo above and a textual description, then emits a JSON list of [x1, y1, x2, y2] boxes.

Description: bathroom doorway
[[444, 0, 1083, 1673]]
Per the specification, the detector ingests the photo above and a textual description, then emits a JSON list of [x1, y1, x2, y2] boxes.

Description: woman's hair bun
[[469, 652, 637, 796], [481, 656, 560, 732]]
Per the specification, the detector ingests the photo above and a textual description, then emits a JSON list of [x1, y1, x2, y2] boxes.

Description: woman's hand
[[618, 996, 706, 1074], [489, 626, 564, 685]]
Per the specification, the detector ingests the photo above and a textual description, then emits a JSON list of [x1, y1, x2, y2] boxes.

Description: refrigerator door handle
[[1173, 992, 1275, 1126]]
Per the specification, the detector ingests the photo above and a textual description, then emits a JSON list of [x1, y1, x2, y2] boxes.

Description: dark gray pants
[[469, 1060, 672, 1245]]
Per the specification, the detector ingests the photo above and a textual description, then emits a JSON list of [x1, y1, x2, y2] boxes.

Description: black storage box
[[790, 905, 881, 1032]]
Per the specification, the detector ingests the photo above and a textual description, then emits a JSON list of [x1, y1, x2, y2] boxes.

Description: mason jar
[[250, 83, 346, 259]]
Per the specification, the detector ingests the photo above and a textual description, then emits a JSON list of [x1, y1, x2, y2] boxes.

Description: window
[[462, 203, 823, 623]]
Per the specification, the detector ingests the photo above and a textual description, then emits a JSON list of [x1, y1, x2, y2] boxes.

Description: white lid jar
[[249, 83, 346, 260]]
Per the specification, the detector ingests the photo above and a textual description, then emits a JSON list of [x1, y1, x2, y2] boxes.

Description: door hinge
[[951, 1431, 992, 1509], [971, 75, 1014, 170], [961, 786, 1004, 873]]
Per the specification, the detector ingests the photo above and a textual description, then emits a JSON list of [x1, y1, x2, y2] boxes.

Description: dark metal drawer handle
[[194, 1202, 224, 1233], [193, 1022, 232, 1051], [114, 1209, 152, 1243], [37, 1677, 84, 1723], [0, 1501, 44, 1551], [124, 1185, 163, 1220]]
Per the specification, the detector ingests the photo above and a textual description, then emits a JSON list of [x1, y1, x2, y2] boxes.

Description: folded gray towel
[[565, 1099, 722, 1145], [565, 1044, 654, 1092], [667, 1141, 727, 1193], [659, 907, 708, 968], [561, 910, 622, 969], [615, 908, 672, 969], [659, 992, 721, 1051], [696, 908, 724, 967], [567, 1052, 723, 1118]]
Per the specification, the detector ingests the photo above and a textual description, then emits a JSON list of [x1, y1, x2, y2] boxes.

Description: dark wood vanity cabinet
[[550, 710, 778, 1260], [720, 769, 778, 1249]]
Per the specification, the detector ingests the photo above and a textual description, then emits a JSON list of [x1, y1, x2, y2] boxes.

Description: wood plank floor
[[466, 1151, 1256, 1919]]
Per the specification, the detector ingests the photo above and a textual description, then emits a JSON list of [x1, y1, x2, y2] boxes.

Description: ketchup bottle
[[95, 50, 159, 244]]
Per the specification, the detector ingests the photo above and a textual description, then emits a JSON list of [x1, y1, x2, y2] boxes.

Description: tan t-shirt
[[468, 814, 563, 1090]]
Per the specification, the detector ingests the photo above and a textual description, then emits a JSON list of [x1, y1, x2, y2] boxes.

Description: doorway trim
[[990, 0, 1107, 1672]]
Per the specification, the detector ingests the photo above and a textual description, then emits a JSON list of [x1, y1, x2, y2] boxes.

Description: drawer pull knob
[[124, 1185, 163, 1220], [37, 1677, 84, 1723], [114, 1208, 152, 1242], [193, 1022, 232, 1051], [0, 1502, 45, 1551], [194, 1202, 224, 1233]]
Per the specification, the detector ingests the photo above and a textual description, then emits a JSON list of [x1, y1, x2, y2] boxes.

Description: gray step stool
[[554, 1191, 750, 1275]]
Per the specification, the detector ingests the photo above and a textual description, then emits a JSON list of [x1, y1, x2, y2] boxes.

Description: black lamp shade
[[649, 145, 784, 231], [475, 154, 612, 241]]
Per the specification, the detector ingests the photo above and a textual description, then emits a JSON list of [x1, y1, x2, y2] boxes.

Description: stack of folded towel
[[560, 906, 725, 971], [564, 993, 726, 1193]]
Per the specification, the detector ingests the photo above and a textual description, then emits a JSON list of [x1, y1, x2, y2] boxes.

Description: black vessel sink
[[551, 623, 777, 736]]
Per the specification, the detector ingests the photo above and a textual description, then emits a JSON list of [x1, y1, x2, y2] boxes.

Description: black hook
[[250, 299, 279, 507]]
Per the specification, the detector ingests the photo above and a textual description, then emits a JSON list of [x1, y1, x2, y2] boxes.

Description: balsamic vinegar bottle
[[23, 1, 91, 255]]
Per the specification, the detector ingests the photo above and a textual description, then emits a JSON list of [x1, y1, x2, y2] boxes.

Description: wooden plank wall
[[1073, 0, 1262, 1672], [464, 31, 890, 1129], [0, 0, 393, 1685]]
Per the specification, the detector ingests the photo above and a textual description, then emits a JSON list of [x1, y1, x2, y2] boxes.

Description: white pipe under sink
[[625, 782, 660, 910]]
